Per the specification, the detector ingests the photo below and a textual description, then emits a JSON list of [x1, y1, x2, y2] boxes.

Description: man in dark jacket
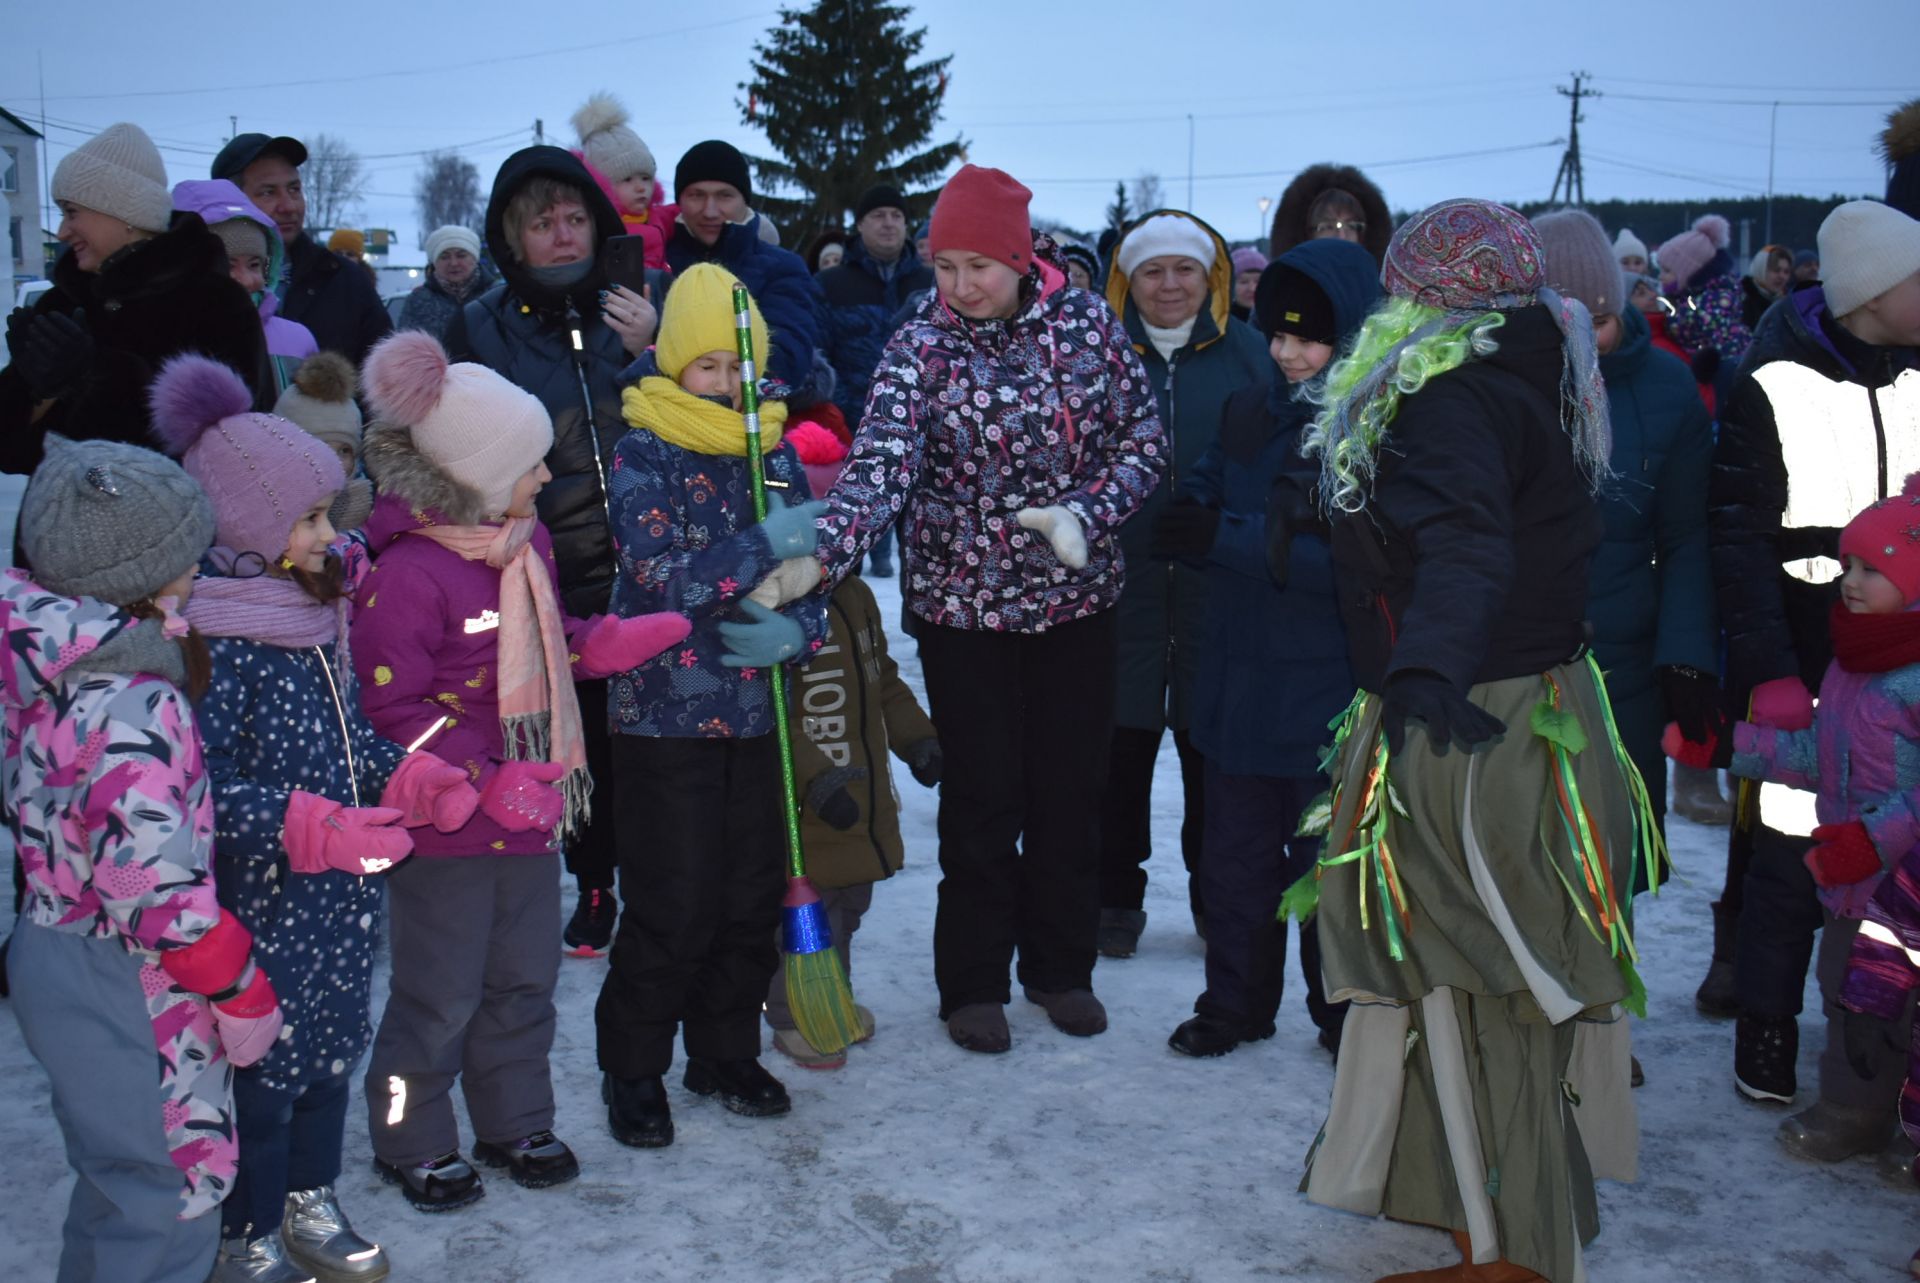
[[446, 145, 660, 956], [1706, 199, 1920, 1155], [213, 133, 391, 363], [662, 141, 824, 398], [817, 183, 933, 577], [1095, 210, 1269, 959]]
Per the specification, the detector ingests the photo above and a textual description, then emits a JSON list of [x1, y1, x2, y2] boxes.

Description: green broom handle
[[733, 285, 808, 880]]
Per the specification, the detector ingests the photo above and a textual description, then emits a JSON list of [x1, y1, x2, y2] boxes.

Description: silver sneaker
[[212, 1234, 317, 1283], [282, 1185, 390, 1283]]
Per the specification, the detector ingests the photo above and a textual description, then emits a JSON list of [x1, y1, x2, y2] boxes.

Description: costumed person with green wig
[[1291, 200, 1661, 1283]]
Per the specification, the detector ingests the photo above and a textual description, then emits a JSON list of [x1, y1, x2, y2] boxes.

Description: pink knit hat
[[1841, 472, 1920, 605], [362, 330, 553, 518], [1655, 215, 1731, 288], [150, 355, 345, 567]]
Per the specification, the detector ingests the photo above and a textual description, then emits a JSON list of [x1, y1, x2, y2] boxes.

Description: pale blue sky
[[9, 0, 1912, 258]]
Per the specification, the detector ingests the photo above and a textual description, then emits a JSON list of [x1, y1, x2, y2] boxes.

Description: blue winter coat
[[1101, 213, 1271, 732], [664, 218, 826, 395], [1183, 237, 1380, 777], [1588, 302, 1718, 791], [606, 426, 829, 738], [818, 235, 934, 422], [198, 632, 406, 1092]]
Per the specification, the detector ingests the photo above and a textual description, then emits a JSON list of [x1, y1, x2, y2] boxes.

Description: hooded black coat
[[1329, 305, 1602, 693], [1268, 164, 1394, 265], [0, 212, 270, 475], [448, 146, 630, 617]]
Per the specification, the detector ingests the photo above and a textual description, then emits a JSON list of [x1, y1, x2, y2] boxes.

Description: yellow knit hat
[[656, 263, 770, 381]]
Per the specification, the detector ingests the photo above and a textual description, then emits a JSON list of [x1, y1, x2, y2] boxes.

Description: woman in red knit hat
[[738, 164, 1168, 1053]]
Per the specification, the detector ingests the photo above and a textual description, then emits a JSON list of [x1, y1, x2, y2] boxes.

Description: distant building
[[1, 107, 45, 283]]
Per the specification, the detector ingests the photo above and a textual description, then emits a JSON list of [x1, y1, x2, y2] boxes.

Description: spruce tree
[[738, 0, 966, 246]]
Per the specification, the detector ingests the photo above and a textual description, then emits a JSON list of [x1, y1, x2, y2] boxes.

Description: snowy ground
[[3, 569, 1916, 1281]]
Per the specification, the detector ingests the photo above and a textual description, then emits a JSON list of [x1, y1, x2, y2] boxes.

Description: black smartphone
[[602, 235, 649, 295]]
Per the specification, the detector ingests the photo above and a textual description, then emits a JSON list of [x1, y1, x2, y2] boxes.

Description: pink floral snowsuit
[[1, 569, 235, 1218]]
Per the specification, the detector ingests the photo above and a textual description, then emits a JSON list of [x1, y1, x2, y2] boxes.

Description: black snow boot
[[603, 1074, 675, 1148], [472, 1131, 579, 1188], [563, 886, 617, 957], [684, 1057, 792, 1117], [1168, 1011, 1275, 1058], [1695, 899, 1740, 1019], [1734, 1012, 1798, 1104]]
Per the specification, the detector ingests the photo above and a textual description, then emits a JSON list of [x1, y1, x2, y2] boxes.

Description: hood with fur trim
[[360, 424, 490, 533], [1103, 209, 1236, 356], [1269, 163, 1393, 264]]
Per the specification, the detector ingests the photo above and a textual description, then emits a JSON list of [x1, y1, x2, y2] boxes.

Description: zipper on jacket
[[1870, 383, 1889, 500], [1163, 353, 1181, 712], [315, 646, 362, 806]]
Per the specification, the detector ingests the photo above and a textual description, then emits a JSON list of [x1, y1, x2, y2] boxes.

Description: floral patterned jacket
[[815, 238, 1167, 631], [0, 570, 235, 1219]]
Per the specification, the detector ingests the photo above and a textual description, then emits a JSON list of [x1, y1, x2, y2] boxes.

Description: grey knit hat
[[51, 122, 174, 234], [22, 437, 214, 606], [1534, 209, 1627, 318]]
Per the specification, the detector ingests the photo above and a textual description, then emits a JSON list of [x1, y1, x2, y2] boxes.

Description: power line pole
[[1548, 72, 1598, 206], [533, 119, 544, 146]]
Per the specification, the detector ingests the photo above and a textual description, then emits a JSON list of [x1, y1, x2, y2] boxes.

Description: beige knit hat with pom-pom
[[572, 92, 656, 182]]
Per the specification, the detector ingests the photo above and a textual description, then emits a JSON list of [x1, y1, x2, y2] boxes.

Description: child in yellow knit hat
[[594, 263, 831, 1142]]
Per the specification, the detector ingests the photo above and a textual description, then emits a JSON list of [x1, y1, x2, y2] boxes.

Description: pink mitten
[[211, 961, 283, 1068], [381, 751, 480, 832], [1749, 676, 1814, 731], [574, 612, 694, 678], [479, 760, 568, 833], [282, 790, 414, 875]]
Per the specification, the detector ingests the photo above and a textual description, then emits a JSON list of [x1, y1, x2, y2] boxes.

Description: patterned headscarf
[[1308, 198, 1611, 511]]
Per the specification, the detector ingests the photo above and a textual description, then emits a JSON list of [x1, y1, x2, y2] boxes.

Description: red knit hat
[[1840, 472, 1920, 604], [930, 165, 1032, 274]]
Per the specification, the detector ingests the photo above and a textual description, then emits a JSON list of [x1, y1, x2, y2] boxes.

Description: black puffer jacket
[[0, 213, 269, 474], [281, 233, 392, 363], [1709, 287, 1920, 702], [1330, 305, 1602, 692], [447, 147, 629, 617]]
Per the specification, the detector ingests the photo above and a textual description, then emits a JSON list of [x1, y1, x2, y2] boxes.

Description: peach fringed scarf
[[410, 517, 590, 840]]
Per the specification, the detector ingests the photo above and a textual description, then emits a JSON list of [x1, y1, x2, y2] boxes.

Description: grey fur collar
[[71, 618, 186, 687], [361, 423, 490, 526]]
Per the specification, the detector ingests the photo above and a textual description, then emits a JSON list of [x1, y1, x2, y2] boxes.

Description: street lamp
[[1256, 197, 1273, 252]]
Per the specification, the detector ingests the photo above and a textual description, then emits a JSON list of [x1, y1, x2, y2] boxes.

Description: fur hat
[[1818, 200, 1920, 317], [361, 330, 553, 520], [150, 355, 345, 567], [655, 263, 768, 382], [930, 165, 1032, 275], [1841, 472, 1920, 605], [573, 92, 656, 183], [1116, 213, 1216, 278], [274, 353, 364, 457], [1534, 209, 1626, 318], [52, 122, 173, 234], [22, 436, 214, 606], [424, 224, 481, 264], [674, 140, 753, 203], [1269, 163, 1393, 263], [1882, 99, 1920, 222], [1655, 215, 1731, 288]]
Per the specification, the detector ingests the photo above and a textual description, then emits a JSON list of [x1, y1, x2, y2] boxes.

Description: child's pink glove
[[574, 612, 693, 678], [380, 751, 480, 832], [479, 760, 569, 833], [282, 790, 414, 876], [211, 961, 284, 1068], [1749, 676, 1815, 731], [1804, 820, 1881, 888]]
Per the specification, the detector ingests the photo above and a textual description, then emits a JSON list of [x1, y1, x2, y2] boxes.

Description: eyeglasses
[[1314, 220, 1366, 237]]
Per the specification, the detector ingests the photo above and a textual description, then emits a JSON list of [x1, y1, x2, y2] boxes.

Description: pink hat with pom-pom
[[1841, 472, 1920, 605], [1655, 214, 1731, 289], [785, 418, 848, 498], [149, 355, 345, 567], [361, 330, 553, 519]]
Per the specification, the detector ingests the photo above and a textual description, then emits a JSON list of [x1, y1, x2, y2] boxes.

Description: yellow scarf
[[620, 376, 788, 456]]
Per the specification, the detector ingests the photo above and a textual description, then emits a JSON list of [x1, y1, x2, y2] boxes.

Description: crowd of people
[[0, 87, 1918, 1283]]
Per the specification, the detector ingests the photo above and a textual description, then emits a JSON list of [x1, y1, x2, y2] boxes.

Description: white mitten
[[747, 556, 825, 609], [1015, 505, 1088, 569]]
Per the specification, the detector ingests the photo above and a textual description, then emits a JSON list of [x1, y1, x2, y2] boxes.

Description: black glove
[[1148, 498, 1220, 562], [1265, 474, 1327, 584], [805, 764, 867, 831], [1379, 670, 1507, 757], [1659, 664, 1729, 746], [17, 310, 95, 400], [1842, 1006, 1902, 1081], [905, 737, 943, 788]]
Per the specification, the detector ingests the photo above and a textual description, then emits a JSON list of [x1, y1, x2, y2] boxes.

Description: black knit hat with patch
[[1255, 263, 1337, 343]]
